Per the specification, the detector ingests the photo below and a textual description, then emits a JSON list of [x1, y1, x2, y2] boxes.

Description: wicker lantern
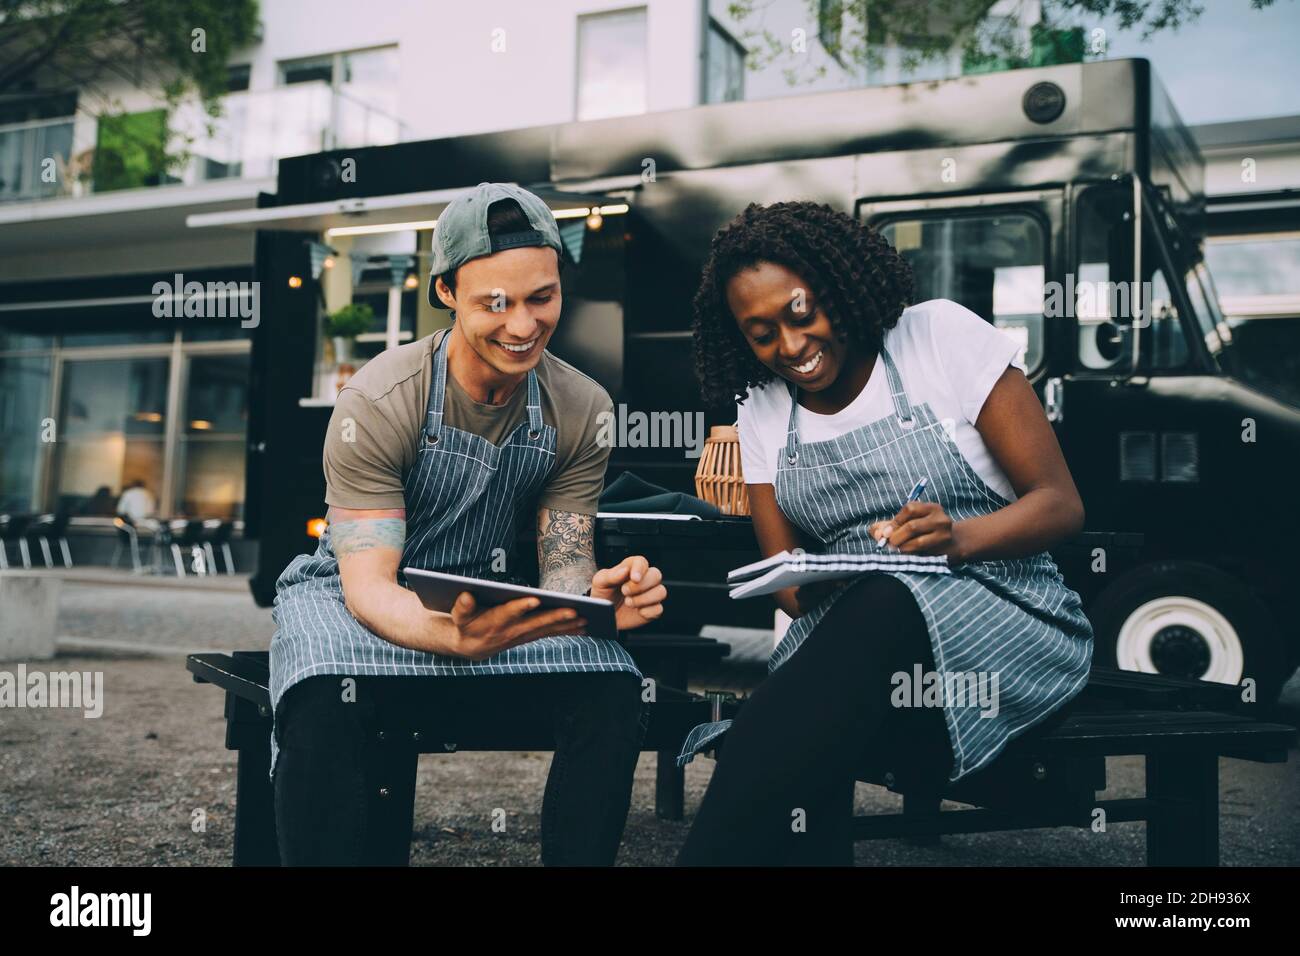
[[694, 424, 750, 516]]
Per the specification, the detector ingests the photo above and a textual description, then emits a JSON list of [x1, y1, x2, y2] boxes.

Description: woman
[[676, 202, 1093, 866]]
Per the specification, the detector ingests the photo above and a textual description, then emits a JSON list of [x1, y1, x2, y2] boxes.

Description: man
[[115, 480, 155, 523], [270, 183, 666, 866]]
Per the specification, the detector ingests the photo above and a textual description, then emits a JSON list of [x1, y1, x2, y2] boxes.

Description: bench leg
[[903, 793, 943, 846], [648, 657, 689, 821], [363, 745, 419, 865], [1145, 753, 1219, 866], [655, 752, 686, 821], [233, 740, 281, 866]]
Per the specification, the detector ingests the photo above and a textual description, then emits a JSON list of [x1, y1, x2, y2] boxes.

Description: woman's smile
[[784, 348, 825, 379]]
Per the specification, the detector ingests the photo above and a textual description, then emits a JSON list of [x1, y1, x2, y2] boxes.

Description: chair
[[202, 519, 236, 575], [0, 514, 33, 570], [22, 514, 57, 568], [45, 511, 73, 568], [111, 516, 144, 573], [169, 520, 209, 576]]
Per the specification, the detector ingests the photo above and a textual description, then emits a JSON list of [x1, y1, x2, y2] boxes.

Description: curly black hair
[[691, 201, 916, 408]]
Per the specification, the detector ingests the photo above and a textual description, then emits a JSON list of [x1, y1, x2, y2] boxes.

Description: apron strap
[[879, 345, 914, 427], [423, 328, 451, 443], [423, 327, 545, 443], [783, 381, 800, 463], [525, 362, 543, 439]]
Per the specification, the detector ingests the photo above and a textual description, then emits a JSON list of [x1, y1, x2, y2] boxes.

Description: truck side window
[[1075, 185, 1190, 373], [1076, 186, 1132, 371], [880, 213, 1044, 372]]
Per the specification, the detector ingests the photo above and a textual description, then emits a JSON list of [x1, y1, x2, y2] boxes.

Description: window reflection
[[54, 358, 168, 516], [175, 354, 249, 520], [0, 355, 52, 512]]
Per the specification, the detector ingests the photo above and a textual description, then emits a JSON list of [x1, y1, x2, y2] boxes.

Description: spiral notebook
[[727, 549, 950, 599]]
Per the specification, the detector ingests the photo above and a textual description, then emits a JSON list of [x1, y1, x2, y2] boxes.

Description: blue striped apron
[[269, 329, 640, 776], [677, 343, 1093, 782]]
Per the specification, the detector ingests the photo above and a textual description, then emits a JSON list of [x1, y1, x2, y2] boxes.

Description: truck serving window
[[880, 213, 1044, 373]]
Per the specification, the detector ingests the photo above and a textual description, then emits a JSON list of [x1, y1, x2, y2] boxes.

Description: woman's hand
[[794, 579, 840, 616], [591, 555, 668, 631], [869, 501, 968, 563]]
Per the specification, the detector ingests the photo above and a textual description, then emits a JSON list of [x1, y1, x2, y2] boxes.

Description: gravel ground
[[1, 576, 1297, 866]]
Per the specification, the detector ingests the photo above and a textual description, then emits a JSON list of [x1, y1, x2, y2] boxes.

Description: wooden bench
[[190, 648, 1293, 866], [843, 667, 1295, 865], [187, 634, 730, 865]]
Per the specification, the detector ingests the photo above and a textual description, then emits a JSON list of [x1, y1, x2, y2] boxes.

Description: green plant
[[324, 303, 375, 339]]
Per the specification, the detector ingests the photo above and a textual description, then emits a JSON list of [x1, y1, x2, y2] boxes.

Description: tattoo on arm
[[537, 508, 596, 594], [329, 509, 407, 556]]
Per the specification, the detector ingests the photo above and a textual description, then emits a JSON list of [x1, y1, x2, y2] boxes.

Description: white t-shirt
[[116, 486, 156, 522], [735, 298, 1026, 502]]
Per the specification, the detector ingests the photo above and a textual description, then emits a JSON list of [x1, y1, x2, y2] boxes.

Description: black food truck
[[192, 58, 1300, 703]]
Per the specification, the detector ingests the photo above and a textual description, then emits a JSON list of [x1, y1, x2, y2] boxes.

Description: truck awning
[[185, 184, 623, 234]]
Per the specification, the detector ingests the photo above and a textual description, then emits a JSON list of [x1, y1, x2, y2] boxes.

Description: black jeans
[[273, 671, 646, 866], [677, 573, 954, 866]]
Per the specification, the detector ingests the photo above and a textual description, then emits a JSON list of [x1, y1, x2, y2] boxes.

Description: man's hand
[[447, 592, 588, 661], [590, 555, 667, 631]]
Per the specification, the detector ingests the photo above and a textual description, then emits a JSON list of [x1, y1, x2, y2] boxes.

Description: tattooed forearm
[[537, 507, 596, 594], [328, 507, 407, 555]]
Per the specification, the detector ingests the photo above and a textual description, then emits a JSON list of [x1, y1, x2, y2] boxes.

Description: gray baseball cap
[[427, 182, 564, 308]]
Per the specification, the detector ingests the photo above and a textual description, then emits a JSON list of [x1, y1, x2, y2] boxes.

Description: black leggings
[[273, 671, 646, 866], [677, 573, 953, 866]]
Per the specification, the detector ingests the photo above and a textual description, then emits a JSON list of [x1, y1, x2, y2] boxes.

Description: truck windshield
[[1202, 235, 1300, 407]]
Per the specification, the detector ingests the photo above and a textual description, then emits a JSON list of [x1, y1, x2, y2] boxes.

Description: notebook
[[727, 549, 950, 599]]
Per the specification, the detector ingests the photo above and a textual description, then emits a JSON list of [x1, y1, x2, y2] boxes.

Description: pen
[[875, 476, 929, 550]]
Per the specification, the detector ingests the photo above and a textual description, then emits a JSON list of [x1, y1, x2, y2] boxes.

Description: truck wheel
[[1089, 561, 1285, 704]]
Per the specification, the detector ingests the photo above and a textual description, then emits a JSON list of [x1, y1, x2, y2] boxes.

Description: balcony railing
[[0, 81, 405, 204]]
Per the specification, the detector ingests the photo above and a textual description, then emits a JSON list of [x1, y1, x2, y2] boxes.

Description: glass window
[[0, 355, 52, 513], [0, 327, 54, 351], [1204, 234, 1300, 305], [60, 328, 173, 348], [279, 55, 334, 86], [705, 18, 746, 104], [337, 47, 401, 146], [175, 354, 248, 520], [1075, 185, 1132, 370], [881, 213, 1046, 371], [576, 8, 648, 120], [1143, 266, 1189, 371], [182, 323, 251, 343], [53, 358, 168, 517]]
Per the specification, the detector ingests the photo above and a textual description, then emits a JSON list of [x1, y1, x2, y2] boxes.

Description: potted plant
[[324, 302, 374, 364]]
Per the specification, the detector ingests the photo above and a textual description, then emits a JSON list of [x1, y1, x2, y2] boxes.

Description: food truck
[[190, 58, 1300, 703]]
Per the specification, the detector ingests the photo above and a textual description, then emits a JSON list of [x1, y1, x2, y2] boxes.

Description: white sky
[[1097, 0, 1300, 124]]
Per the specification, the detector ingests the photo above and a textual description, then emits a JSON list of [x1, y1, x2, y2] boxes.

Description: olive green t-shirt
[[323, 328, 613, 515]]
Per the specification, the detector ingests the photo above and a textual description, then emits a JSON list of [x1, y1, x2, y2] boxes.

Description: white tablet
[[404, 568, 619, 643]]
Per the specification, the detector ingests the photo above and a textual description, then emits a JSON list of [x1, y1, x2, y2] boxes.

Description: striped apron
[[269, 329, 640, 776], [677, 344, 1093, 782]]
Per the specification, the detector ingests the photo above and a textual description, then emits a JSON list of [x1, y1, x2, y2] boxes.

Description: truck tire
[[1088, 561, 1286, 704]]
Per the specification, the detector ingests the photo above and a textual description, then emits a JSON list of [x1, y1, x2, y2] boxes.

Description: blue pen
[[875, 476, 929, 550]]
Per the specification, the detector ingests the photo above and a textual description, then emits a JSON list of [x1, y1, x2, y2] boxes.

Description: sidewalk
[[39, 566, 251, 594]]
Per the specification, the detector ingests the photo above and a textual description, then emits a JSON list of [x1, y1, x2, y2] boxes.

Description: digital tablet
[[404, 568, 619, 643]]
